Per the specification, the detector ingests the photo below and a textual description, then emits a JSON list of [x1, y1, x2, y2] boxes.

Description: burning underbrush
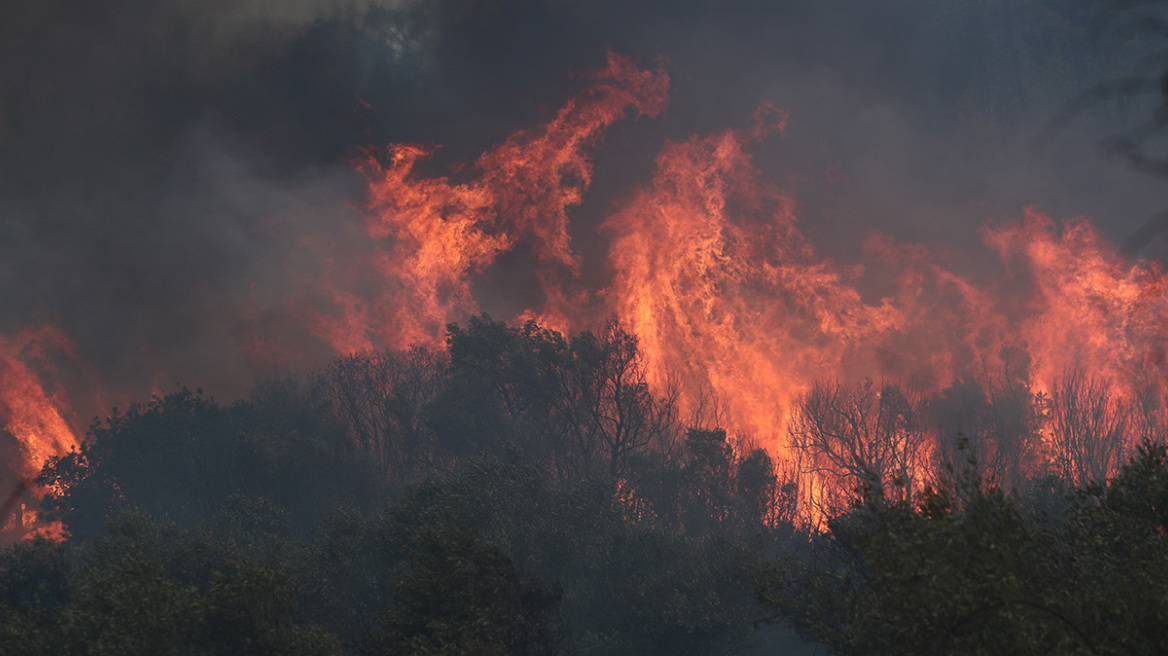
[[6, 313, 1165, 540]]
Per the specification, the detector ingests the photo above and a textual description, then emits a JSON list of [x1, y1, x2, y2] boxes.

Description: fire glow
[[4, 52, 1167, 529], [0, 327, 80, 538], [0, 327, 80, 478]]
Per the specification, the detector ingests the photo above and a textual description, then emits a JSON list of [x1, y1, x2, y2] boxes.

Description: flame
[[0, 327, 81, 481], [984, 209, 1168, 397], [308, 51, 669, 352], [604, 106, 900, 445], [318, 54, 1168, 507], [602, 122, 1168, 489], [0, 327, 82, 540], [7, 54, 1164, 534], [264, 52, 1168, 516]]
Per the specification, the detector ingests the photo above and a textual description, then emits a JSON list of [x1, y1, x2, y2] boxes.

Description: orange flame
[[984, 209, 1168, 397], [307, 51, 669, 353], [0, 327, 81, 481], [604, 123, 1168, 470], [604, 107, 902, 447], [4, 58, 1158, 532], [0, 327, 82, 540], [0, 52, 1156, 533]]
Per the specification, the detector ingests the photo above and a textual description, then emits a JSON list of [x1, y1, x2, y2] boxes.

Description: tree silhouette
[[311, 346, 446, 479], [1048, 368, 1134, 486], [789, 380, 927, 512]]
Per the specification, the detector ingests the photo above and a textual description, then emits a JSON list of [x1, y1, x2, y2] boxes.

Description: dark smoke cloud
[[1, 0, 1164, 412]]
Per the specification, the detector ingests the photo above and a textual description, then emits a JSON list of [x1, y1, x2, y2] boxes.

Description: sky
[[2, 0, 1167, 412]]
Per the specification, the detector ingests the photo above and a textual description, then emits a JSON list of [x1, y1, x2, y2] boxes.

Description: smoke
[[1, 0, 1165, 417], [0, 0, 429, 402]]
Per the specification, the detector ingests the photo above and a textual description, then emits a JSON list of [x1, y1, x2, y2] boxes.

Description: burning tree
[[545, 320, 679, 478], [789, 380, 929, 512], [1047, 369, 1135, 487]]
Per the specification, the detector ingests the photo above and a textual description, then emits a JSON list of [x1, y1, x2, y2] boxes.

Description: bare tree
[[1048, 369, 1134, 487], [546, 320, 678, 478], [789, 379, 928, 512], [311, 347, 447, 480], [1131, 371, 1168, 445]]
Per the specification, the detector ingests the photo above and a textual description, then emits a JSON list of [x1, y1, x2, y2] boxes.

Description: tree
[[428, 316, 560, 462], [38, 388, 384, 537], [979, 356, 1046, 492], [761, 440, 1168, 656], [37, 390, 245, 536], [674, 429, 795, 535], [311, 346, 447, 480], [382, 455, 766, 656], [789, 380, 928, 512], [377, 524, 565, 656], [736, 446, 799, 529], [923, 379, 996, 485], [430, 315, 677, 479], [923, 364, 1043, 493], [0, 508, 342, 656], [552, 320, 678, 478], [1048, 368, 1134, 486]]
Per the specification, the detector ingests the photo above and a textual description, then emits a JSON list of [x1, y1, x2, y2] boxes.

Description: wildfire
[[330, 53, 1168, 509], [984, 210, 1168, 397], [7, 53, 1167, 532], [604, 104, 900, 444]]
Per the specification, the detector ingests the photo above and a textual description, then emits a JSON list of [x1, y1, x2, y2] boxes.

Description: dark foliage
[[433, 315, 677, 479], [0, 504, 340, 656], [762, 441, 1168, 655], [377, 524, 565, 656], [10, 318, 808, 655], [36, 388, 385, 537], [35, 315, 1168, 655], [2, 454, 794, 655], [379, 456, 771, 656]]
